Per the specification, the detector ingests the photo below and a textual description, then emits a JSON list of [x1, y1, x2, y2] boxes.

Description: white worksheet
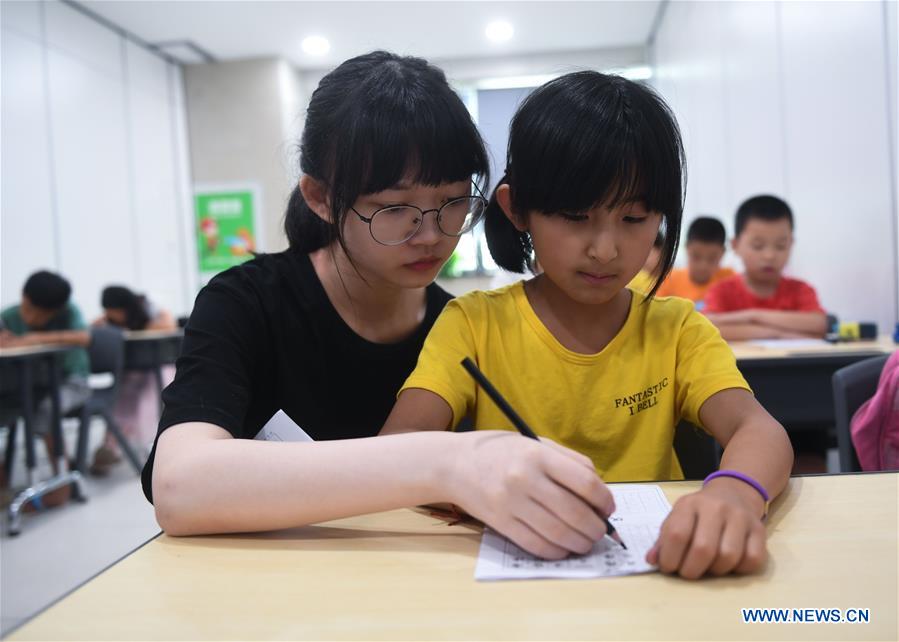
[[254, 410, 314, 442], [474, 484, 671, 581]]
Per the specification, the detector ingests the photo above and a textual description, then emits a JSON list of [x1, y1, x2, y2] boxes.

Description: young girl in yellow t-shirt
[[381, 71, 793, 579]]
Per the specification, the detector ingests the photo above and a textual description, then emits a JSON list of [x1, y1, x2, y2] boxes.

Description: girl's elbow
[[152, 466, 201, 536]]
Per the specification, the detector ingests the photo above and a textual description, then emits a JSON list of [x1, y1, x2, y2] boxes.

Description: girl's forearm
[[717, 417, 793, 503], [152, 427, 459, 536]]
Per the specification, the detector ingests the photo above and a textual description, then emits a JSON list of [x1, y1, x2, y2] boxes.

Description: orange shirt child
[[656, 216, 732, 309], [657, 266, 735, 303]]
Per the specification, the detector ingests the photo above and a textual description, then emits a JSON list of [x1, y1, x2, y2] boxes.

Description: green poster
[[195, 189, 258, 273]]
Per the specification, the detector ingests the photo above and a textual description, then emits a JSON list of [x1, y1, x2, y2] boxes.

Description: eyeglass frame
[[350, 181, 489, 246]]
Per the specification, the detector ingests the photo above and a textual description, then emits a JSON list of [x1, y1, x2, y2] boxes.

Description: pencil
[[460, 357, 626, 550]]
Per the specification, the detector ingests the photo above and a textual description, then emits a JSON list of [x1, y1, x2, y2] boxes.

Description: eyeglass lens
[[370, 197, 485, 244]]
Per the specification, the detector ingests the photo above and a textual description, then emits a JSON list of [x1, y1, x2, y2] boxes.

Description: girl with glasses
[[145, 52, 614, 544], [381, 71, 793, 578]]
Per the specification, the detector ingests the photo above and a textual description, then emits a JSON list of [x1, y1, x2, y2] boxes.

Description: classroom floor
[[0, 420, 159, 636]]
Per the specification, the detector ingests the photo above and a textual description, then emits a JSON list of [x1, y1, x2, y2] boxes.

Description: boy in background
[[704, 195, 827, 341], [657, 216, 734, 309], [0, 271, 91, 506]]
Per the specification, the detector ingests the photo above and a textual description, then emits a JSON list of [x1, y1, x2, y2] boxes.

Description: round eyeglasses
[[351, 193, 488, 246]]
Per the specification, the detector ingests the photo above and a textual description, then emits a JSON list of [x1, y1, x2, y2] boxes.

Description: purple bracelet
[[703, 470, 770, 516]]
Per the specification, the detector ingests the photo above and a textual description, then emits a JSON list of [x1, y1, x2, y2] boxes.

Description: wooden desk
[[730, 336, 895, 361], [9, 474, 897, 641], [0, 345, 86, 535]]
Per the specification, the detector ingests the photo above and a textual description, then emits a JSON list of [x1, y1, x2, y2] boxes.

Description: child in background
[[704, 195, 827, 340], [95, 286, 175, 332], [627, 230, 663, 294], [381, 72, 793, 578], [0, 271, 91, 506], [657, 216, 734, 309], [91, 286, 176, 475]]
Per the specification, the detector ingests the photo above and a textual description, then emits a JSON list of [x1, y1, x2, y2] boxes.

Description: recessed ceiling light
[[302, 36, 330, 56], [485, 20, 513, 43]]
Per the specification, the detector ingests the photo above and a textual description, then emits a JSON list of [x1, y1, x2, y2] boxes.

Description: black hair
[[284, 51, 490, 255], [101, 285, 150, 330], [653, 230, 665, 248], [23, 270, 71, 310], [484, 71, 685, 298], [687, 216, 727, 245], [734, 195, 793, 237]]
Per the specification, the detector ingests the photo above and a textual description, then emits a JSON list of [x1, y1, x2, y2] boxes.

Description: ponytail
[[484, 174, 534, 274], [283, 184, 334, 253]]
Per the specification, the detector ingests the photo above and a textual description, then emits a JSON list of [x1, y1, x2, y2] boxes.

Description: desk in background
[[731, 336, 895, 428], [123, 330, 182, 409], [0, 345, 86, 535], [9, 473, 897, 641], [675, 337, 896, 478]]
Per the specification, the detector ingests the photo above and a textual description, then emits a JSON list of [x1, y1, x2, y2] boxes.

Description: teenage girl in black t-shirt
[[147, 51, 614, 559]]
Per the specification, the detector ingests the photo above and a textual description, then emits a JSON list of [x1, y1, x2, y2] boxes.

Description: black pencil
[[460, 357, 626, 550]]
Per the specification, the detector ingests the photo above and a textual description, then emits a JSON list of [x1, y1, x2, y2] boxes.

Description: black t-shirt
[[141, 249, 452, 502]]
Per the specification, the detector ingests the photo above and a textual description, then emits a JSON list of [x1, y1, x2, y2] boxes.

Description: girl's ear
[[495, 184, 527, 232], [299, 175, 331, 223]]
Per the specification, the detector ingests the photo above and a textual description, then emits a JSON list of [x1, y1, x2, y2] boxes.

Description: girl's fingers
[[645, 542, 660, 565], [529, 476, 609, 543], [708, 515, 750, 576], [656, 502, 698, 575], [500, 518, 571, 560], [735, 522, 768, 574], [678, 508, 726, 579], [540, 448, 615, 517], [539, 438, 596, 471], [514, 492, 597, 555]]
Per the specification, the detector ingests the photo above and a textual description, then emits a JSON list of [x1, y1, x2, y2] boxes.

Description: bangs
[[508, 74, 684, 219], [329, 82, 489, 210]]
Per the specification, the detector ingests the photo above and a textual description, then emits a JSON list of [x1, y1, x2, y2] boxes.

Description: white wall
[[183, 58, 300, 254], [652, 0, 897, 331], [1, 2, 59, 306], [0, 1, 193, 319]]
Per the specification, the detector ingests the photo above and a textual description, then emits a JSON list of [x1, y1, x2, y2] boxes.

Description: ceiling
[[78, 1, 662, 69]]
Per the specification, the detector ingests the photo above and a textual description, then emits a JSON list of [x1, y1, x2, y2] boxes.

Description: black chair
[[72, 326, 144, 474], [832, 355, 890, 472], [673, 421, 720, 480]]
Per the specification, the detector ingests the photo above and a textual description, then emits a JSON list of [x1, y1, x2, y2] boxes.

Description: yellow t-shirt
[[401, 282, 751, 482], [627, 269, 657, 294]]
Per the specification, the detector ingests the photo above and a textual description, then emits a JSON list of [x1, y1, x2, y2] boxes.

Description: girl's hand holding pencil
[[445, 430, 617, 560]]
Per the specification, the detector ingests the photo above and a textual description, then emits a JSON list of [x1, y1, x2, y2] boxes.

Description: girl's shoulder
[[633, 289, 696, 313], [204, 250, 311, 298], [447, 281, 522, 310], [630, 290, 706, 331], [441, 281, 524, 328]]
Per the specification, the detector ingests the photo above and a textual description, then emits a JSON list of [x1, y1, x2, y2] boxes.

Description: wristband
[[703, 470, 770, 518]]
